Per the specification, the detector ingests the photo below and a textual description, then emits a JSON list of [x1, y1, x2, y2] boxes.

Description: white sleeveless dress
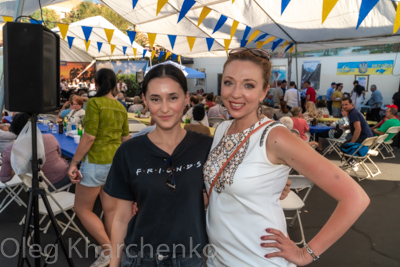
[[204, 117, 295, 267]]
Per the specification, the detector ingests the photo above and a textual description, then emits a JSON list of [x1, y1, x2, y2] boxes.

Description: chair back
[[128, 119, 141, 124], [39, 114, 57, 123], [208, 117, 225, 126], [18, 173, 49, 192], [129, 123, 147, 133], [361, 136, 378, 147], [386, 126, 400, 134]]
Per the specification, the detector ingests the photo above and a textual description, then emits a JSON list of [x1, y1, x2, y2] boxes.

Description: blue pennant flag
[[206, 38, 214, 51], [213, 15, 228, 34], [127, 31, 136, 45], [67, 36, 75, 49], [168, 35, 177, 50], [172, 54, 177, 60], [132, 0, 139, 10], [97, 42, 103, 53], [271, 39, 284, 51], [356, 0, 379, 29], [281, 0, 291, 15], [254, 33, 268, 43], [142, 49, 147, 59], [285, 43, 294, 52], [242, 26, 251, 40], [240, 39, 247, 47], [29, 19, 42, 24], [178, 0, 196, 23], [158, 51, 165, 60], [81, 26, 93, 42], [123, 46, 127, 55]]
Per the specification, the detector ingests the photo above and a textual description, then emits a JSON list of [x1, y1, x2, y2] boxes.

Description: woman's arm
[[262, 127, 369, 266], [110, 198, 134, 267], [67, 133, 95, 181]]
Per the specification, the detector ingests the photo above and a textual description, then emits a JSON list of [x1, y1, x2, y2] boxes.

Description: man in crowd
[[116, 92, 127, 110], [280, 80, 287, 97], [341, 98, 373, 143], [304, 80, 316, 103], [372, 107, 400, 142], [117, 79, 127, 93], [205, 94, 215, 109], [326, 82, 336, 114], [208, 96, 229, 119], [183, 96, 209, 127], [284, 81, 299, 111], [368, 84, 383, 122], [273, 80, 283, 108], [331, 83, 343, 117]]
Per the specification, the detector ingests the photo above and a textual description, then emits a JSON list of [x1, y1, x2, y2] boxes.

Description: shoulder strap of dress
[[259, 121, 282, 147]]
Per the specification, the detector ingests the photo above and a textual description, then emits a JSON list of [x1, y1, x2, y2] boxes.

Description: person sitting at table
[[262, 105, 275, 119], [183, 96, 209, 126], [0, 122, 16, 153], [58, 95, 75, 119], [127, 96, 144, 114], [291, 106, 310, 141], [372, 107, 400, 142], [65, 98, 85, 125], [274, 100, 292, 120], [0, 113, 70, 190], [315, 108, 350, 152], [316, 100, 330, 117], [370, 104, 400, 131], [205, 94, 215, 109], [207, 96, 229, 119], [184, 105, 211, 136], [303, 101, 323, 123], [116, 92, 127, 110], [341, 98, 373, 144]]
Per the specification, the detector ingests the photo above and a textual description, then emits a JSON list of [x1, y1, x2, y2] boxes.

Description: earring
[[257, 105, 263, 125]]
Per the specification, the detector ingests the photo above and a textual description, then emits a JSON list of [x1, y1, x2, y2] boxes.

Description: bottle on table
[[185, 114, 190, 124], [63, 117, 68, 132], [58, 119, 64, 134], [42, 114, 48, 126], [51, 123, 57, 134], [364, 112, 367, 120], [312, 116, 317, 126], [137, 110, 141, 118], [78, 123, 82, 138]]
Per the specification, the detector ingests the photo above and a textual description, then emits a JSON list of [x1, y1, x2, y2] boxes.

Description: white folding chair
[[280, 191, 305, 245], [129, 123, 147, 133], [376, 126, 400, 159], [322, 130, 350, 157], [39, 114, 57, 124], [208, 117, 225, 127], [0, 175, 27, 214]]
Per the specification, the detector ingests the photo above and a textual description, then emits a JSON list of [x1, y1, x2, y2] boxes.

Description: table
[[317, 117, 377, 125], [309, 124, 333, 140], [37, 124, 77, 158]]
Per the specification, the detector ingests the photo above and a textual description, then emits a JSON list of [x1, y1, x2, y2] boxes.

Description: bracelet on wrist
[[71, 158, 80, 164], [304, 243, 320, 262]]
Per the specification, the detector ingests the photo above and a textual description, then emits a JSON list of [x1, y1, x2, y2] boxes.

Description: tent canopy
[[146, 61, 205, 78], [101, 0, 399, 57], [60, 38, 94, 62], [53, 15, 146, 60], [0, 0, 67, 18]]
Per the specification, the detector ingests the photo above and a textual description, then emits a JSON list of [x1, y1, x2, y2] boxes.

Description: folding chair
[[322, 130, 350, 157], [129, 123, 147, 134], [280, 190, 305, 245], [377, 126, 400, 159], [0, 175, 27, 214], [208, 117, 225, 127]]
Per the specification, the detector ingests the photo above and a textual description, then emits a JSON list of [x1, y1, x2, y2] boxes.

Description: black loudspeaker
[[4, 22, 60, 113], [136, 70, 144, 83]]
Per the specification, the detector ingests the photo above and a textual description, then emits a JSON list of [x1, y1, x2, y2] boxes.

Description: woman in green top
[[68, 68, 130, 267]]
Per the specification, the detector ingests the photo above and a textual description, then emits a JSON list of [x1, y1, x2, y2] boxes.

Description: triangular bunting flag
[[271, 39, 284, 51], [394, 2, 400, 33], [142, 49, 147, 59], [151, 50, 156, 60], [57, 23, 69, 40], [206, 38, 214, 51], [240, 39, 247, 47], [110, 44, 116, 55], [123, 46, 127, 55], [158, 51, 165, 60], [187, 37, 196, 51], [29, 19, 42, 24], [289, 46, 294, 53], [285, 43, 294, 52], [148, 33, 157, 48], [230, 20, 239, 39], [262, 36, 275, 46], [281, 0, 291, 15], [81, 26, 93, 42], [197, 7, 212, 27], [132, 0, 139, 10], [178, 55, 181, 62], [165, 51, 172, 59], [104, 29, 114, 44], [172, 54, 177, 60], [133, 48, 137, 57], [156, 0, 168, 15], [322, 0, 339, 24], [224, 39, 231, 52], [247, 30, 261, 44], [127, 31, 136, 45], [67, 36, 75, 49], [84, 40, 91, 52], [232, 0, 235, 3], [97, 42, 103, 53], [281, 40, 289, 49], [242, 26, 251, 40], [2, 16, 13, 23], [178, 0, 196, 23], [356, 0, 379, 29], [168, 35, 177, 50], [254, 33, 268, 42], [213, 14, 228, 34], [256, 41, 264, 49]]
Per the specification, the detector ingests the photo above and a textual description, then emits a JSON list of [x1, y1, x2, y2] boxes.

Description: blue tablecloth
[[37, 124, 77, 158], [4, 116, 12, 123], [309, 124, 333, 134]]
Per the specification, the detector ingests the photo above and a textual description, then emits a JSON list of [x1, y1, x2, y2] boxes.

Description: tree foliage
[[31, 8, 59, 29]]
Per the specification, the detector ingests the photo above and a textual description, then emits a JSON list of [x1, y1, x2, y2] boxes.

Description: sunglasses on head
[[164, 157, 176, 191], [229, 47, 270, 60]]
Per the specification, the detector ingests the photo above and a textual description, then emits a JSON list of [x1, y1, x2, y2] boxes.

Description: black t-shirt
[[104, 131, 213, 255], [393, 92, 400, 108], [348, 108, 373, 142]]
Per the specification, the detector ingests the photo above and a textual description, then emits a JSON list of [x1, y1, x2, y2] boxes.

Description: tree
[[31, 7, 60, 29]]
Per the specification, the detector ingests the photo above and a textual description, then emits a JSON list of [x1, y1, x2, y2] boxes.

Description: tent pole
[[295, 44, 299, 105], [179, 56, 183, 70]]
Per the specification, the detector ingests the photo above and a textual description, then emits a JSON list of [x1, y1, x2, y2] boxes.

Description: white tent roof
[[101, 0, 399, 57], [53, 16, 147, 60], [146, 60, 206, 78], [60, 37, 94, 62], [0, 0, 67, 17]]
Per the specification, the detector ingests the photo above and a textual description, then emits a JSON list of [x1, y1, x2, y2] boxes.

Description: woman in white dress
[[203, 48, 370, 266], [351, 81, 366, 111]]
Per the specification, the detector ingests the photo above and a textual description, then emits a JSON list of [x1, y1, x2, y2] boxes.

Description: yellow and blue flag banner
[[337, 60, 394, 75]]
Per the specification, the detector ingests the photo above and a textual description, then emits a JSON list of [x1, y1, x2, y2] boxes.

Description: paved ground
[[0, 141, 399, 266]]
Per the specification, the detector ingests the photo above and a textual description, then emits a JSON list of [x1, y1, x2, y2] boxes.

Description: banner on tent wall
[[96, 61, 148, 74], [337, 60, 394, 75], [301, 61, 321, 90], [269, 66, 286, 88], [60, 61, 96, 81]]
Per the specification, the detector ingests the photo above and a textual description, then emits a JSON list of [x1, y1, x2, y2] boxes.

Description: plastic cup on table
[[73, 135, 80, 144]]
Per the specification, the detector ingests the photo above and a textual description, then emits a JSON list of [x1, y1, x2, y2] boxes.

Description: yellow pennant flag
[[232, 0, 235, 3], [289, 46, 294, 53], [156, 0, 168, 15], [197, 7, 212, 27], [281, 40, 289, 50], [84, 40, 91, 51], [151, 50, 156, 60], [147, 33, 157, 49], [132, 48, 137, 57], [3, 16, 13, 23], [262, 36, 275, 46], [224, 39, 231, 52], [187, 36, 196, 51], [322, 0, 339, 24], [104, 29, 114, 44], [110, 44, 116, 54], [57, 23, 69, 40], [256, 41, 264, 49], [165, 51, 172, 59], [230, 20, 239, 39], [247, 30, 261, 44], [394, 4, 400, 34], [178, 55, 181, 62]]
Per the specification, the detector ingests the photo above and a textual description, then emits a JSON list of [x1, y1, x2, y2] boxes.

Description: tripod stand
[[17, 113, 74, 267]]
